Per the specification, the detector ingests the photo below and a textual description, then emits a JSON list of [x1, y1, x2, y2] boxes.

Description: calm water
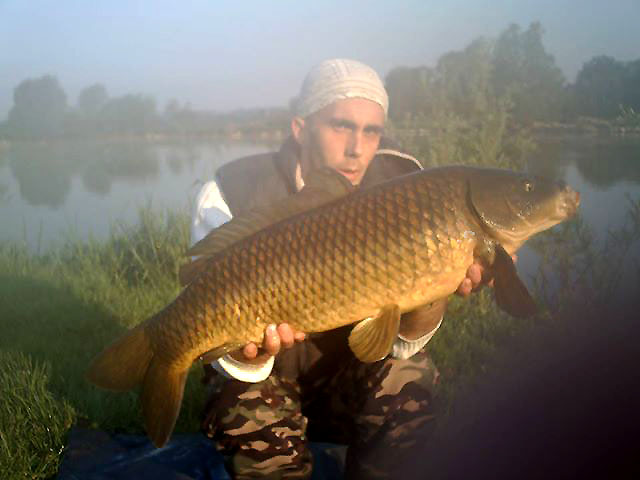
[[1, 137, 639, 275], [0, 140, 272, 251], [520, 136, 640, 298]]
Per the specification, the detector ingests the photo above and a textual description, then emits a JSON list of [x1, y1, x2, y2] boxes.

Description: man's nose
[[346, 131, 363, 157]]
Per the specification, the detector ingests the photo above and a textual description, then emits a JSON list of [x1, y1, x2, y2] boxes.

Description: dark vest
[[215, 136, 422, 216]]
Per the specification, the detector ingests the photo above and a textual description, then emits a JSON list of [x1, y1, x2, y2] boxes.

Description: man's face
[[292, 97, 385, 186]]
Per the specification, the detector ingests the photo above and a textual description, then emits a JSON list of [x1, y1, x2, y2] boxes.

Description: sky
[[1, 0, 638, 119]]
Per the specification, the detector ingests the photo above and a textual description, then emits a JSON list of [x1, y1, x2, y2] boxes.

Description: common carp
[[86, 166, 580, 448]]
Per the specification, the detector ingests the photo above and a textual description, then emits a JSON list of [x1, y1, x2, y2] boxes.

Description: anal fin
[[493, 244, 538, 318], [198, 343, 245, 364], [348, 305, 401, 363], [140, 360, 189, 448]]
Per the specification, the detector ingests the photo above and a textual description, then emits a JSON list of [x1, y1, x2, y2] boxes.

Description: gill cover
[[468, 169, 560, 248], [467, 169, 548, 318]]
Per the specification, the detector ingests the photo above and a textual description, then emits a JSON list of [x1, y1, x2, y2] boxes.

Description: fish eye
[[523, 181, 534, 192]]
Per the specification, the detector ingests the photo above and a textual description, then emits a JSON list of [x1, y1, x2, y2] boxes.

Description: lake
[[1, 136, 639, 289], [0, 140, 272, 251]]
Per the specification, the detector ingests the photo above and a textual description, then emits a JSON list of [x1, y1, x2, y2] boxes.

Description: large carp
[[87, 166, 579, 447]]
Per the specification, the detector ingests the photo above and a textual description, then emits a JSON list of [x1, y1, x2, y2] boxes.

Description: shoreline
[[1, 119, 640, 149]]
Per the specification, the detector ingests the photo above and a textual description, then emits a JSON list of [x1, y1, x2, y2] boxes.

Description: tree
[[573, 56, 640, 118], [385, 66, 434, 121], [78, 84, 108, 117], [492, 22, 566, 122], [7, 75, 68, 138], [433, 37, 494, 118], [97, 94, 158, 134]]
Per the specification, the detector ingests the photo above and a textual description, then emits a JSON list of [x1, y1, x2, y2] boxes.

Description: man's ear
[[291, 116, 305, 144]]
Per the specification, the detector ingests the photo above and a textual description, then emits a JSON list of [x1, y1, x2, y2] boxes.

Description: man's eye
[[364, 129, 382, 137]]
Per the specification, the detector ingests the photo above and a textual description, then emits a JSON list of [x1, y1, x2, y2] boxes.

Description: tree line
[[385, 22, 639, 124], [1, 22, 639, 141], [0, 80, 290, 140]]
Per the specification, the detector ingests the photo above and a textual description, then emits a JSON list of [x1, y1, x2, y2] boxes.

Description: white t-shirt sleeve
[[191, 180, 275, 383], [191, 180, 233, 244], [391, 315, 443, 360]]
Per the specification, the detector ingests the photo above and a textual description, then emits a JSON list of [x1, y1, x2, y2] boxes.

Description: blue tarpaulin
[[58, 427, 345, 479]]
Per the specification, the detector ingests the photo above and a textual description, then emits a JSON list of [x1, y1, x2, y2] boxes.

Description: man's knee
[[353, 349, 439, 444], [342, 351, 439, 478], [360, 349, 439, 409], [202, 375, 312, 478]]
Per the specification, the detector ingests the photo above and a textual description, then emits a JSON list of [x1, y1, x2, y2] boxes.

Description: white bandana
[[293, 59, 389, 118]]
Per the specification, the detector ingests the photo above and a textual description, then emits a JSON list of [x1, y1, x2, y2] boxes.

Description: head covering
[[294, 59, 388, 118]]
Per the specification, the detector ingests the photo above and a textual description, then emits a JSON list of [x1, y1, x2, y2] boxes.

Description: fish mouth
[[556, 186, 580, 219]]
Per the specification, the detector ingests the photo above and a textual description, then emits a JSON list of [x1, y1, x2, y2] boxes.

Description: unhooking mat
[[57, 427, 345, 480]]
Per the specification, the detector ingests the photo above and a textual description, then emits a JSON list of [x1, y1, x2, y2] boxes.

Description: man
[[191, 59, 487, 479]]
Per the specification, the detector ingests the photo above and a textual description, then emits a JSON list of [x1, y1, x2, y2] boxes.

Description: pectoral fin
[[493, 244, 538, 318], [348, 305, 401, 363]]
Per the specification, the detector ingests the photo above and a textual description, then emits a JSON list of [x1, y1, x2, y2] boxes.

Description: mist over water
[[0, 141, 269, 251]]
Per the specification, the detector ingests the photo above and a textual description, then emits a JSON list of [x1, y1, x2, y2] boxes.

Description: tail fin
[[140, 361, 189, 448], [86, 324, 153, 391], [87, 324, 190, 448]]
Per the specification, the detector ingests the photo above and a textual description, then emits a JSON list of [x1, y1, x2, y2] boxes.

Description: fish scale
[[86, 165, 580, 448], [148, 171, 473, 371]]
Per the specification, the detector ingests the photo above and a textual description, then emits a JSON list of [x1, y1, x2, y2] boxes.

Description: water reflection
[[10, 145, 73, 207], [8, 141, 162, 206], [80, 143, 159, 195], [575, 141, 640, 188], [0, 183, 9, 205], [165, 145, 199, 175], [530, 137, 640, 187], [0, 141, 270, 250], [0, 137, 638, 253]]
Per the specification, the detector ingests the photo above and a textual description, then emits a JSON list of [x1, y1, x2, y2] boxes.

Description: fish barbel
[[86, 166, 580, 447]]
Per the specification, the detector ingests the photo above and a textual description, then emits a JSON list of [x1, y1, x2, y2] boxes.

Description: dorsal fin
[[179, 167, 354, 285]]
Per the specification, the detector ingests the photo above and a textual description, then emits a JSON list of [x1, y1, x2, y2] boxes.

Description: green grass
[[1, 196, 638, 479], [0, 205, 530, 478], [0, 351, 75, 480], [0, 207, 208, 478]]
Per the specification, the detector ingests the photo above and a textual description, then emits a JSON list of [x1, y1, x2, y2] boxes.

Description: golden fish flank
[[86, 166, 580, 448]]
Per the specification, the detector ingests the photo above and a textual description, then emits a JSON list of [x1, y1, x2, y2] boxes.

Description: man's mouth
[[337, 168, 360, 183]]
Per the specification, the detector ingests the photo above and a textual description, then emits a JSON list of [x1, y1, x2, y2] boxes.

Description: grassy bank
[[0, 207, 205, 478], [1, 197, 638, 478], [0, 205, 523, 478]]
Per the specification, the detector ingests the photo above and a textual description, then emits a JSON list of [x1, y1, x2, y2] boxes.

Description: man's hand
[[229, 323, 306, 365], [456, 254, 518, 297]]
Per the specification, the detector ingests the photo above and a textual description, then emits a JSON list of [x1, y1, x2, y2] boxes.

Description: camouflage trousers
[[201, 326, 439, 479]]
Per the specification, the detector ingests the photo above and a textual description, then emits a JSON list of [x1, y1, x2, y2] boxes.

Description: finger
[[456, 277, 472, 297], [511, 253, 518, 264], [262, 324, 281, 356], [294, 331, 306, 343], [277, 323, 295, 349], [242, 342, 258, 360], [467, 263, 483, 287]]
